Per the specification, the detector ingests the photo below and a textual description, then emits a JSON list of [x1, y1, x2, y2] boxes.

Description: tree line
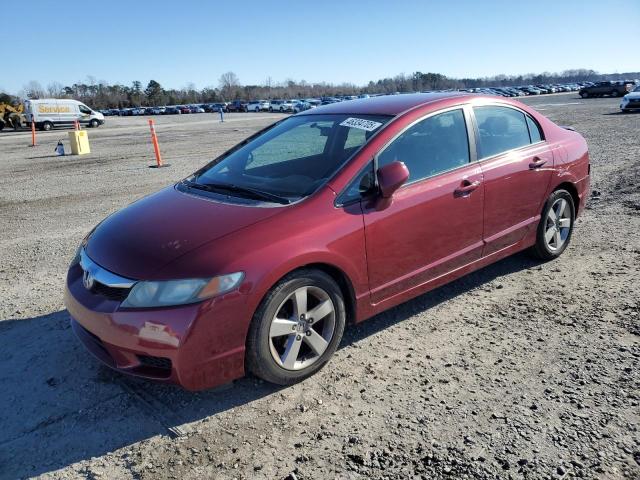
[[3, 69, 638, 109]]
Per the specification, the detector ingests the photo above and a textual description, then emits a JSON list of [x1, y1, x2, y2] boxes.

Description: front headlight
[[121, 272, 244, 308]]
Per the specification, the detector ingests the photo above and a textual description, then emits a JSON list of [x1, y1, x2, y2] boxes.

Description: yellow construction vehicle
[[0, 103, 25, 131]]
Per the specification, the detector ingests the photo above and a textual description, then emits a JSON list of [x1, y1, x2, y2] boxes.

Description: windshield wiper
[[184, 180, 290, 204]]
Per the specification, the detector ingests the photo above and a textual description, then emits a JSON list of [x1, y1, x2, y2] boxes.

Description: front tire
[[89, 119, 99, 128], [42, 121, 53, 131], [246, 269, 346, 385], [611, 90, 619, 97], [529, 189, 575, 261], [580, 92, 589, 98]]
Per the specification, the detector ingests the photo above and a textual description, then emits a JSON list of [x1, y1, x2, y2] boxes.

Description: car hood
[[624, 92, 640, 99], [85, 186, 283, 279]]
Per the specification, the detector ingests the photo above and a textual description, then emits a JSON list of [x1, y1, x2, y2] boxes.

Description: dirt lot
[[0, 94, 638, 480]]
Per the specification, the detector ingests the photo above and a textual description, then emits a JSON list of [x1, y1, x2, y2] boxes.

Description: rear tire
[[611, 90, 619, 97], [246, 269, 346, 385], [529, 189, 575, 261], [580, 92, 589, 98]]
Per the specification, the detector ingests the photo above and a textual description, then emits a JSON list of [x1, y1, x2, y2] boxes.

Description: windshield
[[186, 113, 391, 202], [634, 85, 640, 92]]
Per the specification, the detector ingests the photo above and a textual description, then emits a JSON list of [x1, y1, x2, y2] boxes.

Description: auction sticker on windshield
[[339, 117, 383, 132]]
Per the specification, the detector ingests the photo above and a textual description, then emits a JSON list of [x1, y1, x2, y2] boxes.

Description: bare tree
[[219, 71, 240, 100], [46, 81, 65, 97], [23, 81, 45, 99]]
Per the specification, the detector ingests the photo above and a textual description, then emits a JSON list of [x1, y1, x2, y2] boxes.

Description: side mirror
[[377, 161, 409, 199]]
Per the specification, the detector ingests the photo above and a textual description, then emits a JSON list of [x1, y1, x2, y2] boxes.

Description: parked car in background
[[292, 100, 311, 113], [190, 105, 205, 113], [620, 85, 640, 112], [205, 103, 227, 113], [246, 100, 270, 112], [579, 81, 634, 98], [179, 106, 192, 114], [165, 106, 181, 115], [519, 86, 541, 95], [226, 100, 247, 112], [269, 100, 288, 112], [65, 93, 590, 390]]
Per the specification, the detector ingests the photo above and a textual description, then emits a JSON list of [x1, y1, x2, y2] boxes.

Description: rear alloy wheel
[[246, 269, 346, 385], [530, 189, 575, 260]]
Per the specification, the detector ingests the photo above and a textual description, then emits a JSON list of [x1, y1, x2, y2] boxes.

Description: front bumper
[[620, 98, 640, 110], [64, 263, 250, 390]]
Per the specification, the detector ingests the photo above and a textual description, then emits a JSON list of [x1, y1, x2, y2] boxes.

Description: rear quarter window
[[526, 115, 543, 143]]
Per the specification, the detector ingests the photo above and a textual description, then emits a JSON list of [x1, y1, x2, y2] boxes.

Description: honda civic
[[65, 93, 590, 390]]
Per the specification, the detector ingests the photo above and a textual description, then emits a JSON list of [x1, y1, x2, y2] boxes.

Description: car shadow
[[603, 111, 639, 115], [0, 251, 540, 478]]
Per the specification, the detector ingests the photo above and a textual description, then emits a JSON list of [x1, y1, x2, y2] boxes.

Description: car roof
[[303, 92, 469, 116]]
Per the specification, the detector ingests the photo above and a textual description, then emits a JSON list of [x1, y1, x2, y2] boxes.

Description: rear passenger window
[[474, 106, 531, 159], [526, 115, 543, 143], [377, 109, 470, 183]]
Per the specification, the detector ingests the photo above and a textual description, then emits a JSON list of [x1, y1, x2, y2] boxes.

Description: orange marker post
[[30, 114, 36, 147], [148, 119, 169, 168]]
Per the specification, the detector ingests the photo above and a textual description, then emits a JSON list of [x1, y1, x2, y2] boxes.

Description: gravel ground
[[0, 94, 638, 480]]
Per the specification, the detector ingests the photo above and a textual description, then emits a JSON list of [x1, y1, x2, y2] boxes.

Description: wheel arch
[[299, 262, 357, 325], [553, 181, 580, 215], [252, 261, 357, 325]]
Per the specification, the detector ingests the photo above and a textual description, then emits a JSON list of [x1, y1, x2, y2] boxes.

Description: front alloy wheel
[[269, 286, 336, 370], [246, 269, 345, 385]]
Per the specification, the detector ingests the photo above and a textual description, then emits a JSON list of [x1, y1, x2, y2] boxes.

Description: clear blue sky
[[3, 0, 638, 94]]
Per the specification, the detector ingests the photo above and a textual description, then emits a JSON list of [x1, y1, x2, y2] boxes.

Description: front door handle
[[454, 180, 481, 197], [529, 157, 547, 169]]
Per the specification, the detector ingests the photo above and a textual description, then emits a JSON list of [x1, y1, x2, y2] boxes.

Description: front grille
[[91, 281, 130, 302], [137, 355, 172, 371]]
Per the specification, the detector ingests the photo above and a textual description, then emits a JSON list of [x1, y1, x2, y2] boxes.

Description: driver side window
[[377, 109, 470, 184], [78, 104, 92, 114]]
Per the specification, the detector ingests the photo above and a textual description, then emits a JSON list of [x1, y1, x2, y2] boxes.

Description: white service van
[[24, 98, 105, 131]]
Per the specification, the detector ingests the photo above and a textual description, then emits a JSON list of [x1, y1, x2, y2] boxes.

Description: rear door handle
[[529, 157, 547, 169], [454, 180, 481, 197]]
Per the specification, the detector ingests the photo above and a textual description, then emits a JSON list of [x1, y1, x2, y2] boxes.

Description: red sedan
[[64, 93, 590, 390]]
